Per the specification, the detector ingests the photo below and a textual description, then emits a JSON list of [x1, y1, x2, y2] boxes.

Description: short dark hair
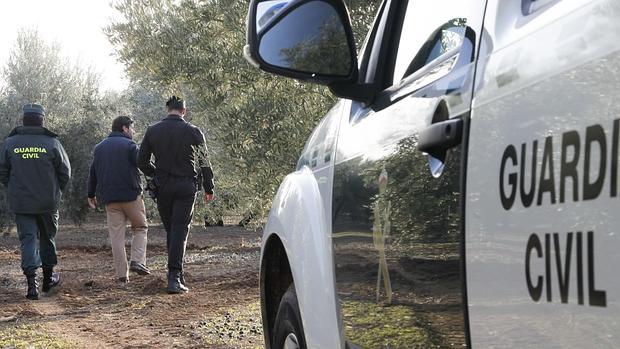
[[112, 116, 134, 132], [166, 95, 185, 111], [23, 112, 44, 127]]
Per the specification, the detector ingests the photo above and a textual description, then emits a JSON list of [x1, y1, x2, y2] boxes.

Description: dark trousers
[[15, 212, 59, 276], [156, 178, 196, 273]]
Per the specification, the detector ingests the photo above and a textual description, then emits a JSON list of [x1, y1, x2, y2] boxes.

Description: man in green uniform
[[0, 104, 71, 300]]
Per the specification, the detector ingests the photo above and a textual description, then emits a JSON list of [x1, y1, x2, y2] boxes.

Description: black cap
[[166, 95, 185, 110], [22, 103, 45, 116]]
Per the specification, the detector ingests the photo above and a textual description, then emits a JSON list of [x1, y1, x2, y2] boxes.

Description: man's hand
[[204, 192, 214, 204], [88, 197, 97, 209]]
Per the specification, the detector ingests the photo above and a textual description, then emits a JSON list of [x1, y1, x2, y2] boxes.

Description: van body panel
[[467, 0, 620, 346], [262, 165, 342, 349]]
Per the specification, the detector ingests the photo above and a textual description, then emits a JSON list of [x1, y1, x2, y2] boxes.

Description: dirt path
[[0, 217, 264, 348]]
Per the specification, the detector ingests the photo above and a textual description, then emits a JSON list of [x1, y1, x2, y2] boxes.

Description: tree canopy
[[0, 29, 126, 229], [0, 0, 379, 230], [106, 0, 378, 221]]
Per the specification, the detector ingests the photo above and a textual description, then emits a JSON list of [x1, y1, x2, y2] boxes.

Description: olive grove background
[[0, 0, 378, 231]]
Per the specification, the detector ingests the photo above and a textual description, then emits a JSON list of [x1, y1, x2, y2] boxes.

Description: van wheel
[[272, 285, 307, 349]]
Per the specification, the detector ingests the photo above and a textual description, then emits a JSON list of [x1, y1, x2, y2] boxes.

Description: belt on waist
[[155, 172, 195, 180]]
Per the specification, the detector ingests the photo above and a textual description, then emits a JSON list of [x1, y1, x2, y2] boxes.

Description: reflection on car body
[[256, 1, 289, 30], [244, 0, 620, 348]]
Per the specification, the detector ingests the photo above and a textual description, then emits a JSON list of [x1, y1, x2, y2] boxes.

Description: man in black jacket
[[138, 96, 214, 294], [87, 116, 150, 284], [0, 104, 71, 300]]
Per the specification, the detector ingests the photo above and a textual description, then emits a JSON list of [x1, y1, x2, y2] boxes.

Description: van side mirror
[[244, 0, 359, 85]]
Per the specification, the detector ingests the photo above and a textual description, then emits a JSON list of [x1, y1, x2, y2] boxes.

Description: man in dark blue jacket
[[0, 103, 71, 300], [87, 116, 150, 284]]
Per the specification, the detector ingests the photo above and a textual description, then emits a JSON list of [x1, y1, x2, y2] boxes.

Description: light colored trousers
[[105, 198, 148, 278]]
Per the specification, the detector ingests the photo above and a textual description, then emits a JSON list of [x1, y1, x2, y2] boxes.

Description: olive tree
[[0, 29, 119, 227], [106, 0, 378, 222]]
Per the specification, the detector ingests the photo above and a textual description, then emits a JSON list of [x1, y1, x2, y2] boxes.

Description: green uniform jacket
[[0, 126, 71, 214]]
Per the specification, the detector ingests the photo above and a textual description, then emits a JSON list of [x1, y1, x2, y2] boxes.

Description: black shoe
[[167, 271, 188, 294], [179, 272, 190, 292], [42, 268, 60, 293], [129, 261, 151, 275], [26, 275, 39, 300]]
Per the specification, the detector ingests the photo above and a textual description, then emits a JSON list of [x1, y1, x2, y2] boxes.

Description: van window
[[391, 1, 475, 84], [357, 0, 388, 83], [402, 19, 466, 78], [297, 101, 342, 170]]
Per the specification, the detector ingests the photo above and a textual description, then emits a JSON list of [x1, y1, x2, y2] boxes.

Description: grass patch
[[0, 324, 75, 348], [124, 298, 154, 310], [146, 246, 230, 269], [198, 300, 263, 348], [342, 300, 446, 348], [145, 255, 168, 270]]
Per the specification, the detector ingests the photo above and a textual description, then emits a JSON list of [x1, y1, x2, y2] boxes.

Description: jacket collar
[[108, 131, 131, 139], [164, 114, 186, 122], [8, 126, 57, 138]]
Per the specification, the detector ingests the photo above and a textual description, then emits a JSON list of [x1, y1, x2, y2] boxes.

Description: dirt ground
[[0, 214, 264, 348]]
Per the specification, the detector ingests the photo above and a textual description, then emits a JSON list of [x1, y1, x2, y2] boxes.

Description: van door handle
[[417, 118, 463, 158]]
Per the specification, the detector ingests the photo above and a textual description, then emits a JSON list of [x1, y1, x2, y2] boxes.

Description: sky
[[0, 0, 128, 91]]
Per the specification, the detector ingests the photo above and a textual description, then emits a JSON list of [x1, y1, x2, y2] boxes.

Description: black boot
[[25, 274, 39, 300], [42, 267, 60, 293], [179, 271, 189, 292], [167, 270, 189, 294]]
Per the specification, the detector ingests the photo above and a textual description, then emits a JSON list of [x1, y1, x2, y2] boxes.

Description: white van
[[244, 0, 620, 347]]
